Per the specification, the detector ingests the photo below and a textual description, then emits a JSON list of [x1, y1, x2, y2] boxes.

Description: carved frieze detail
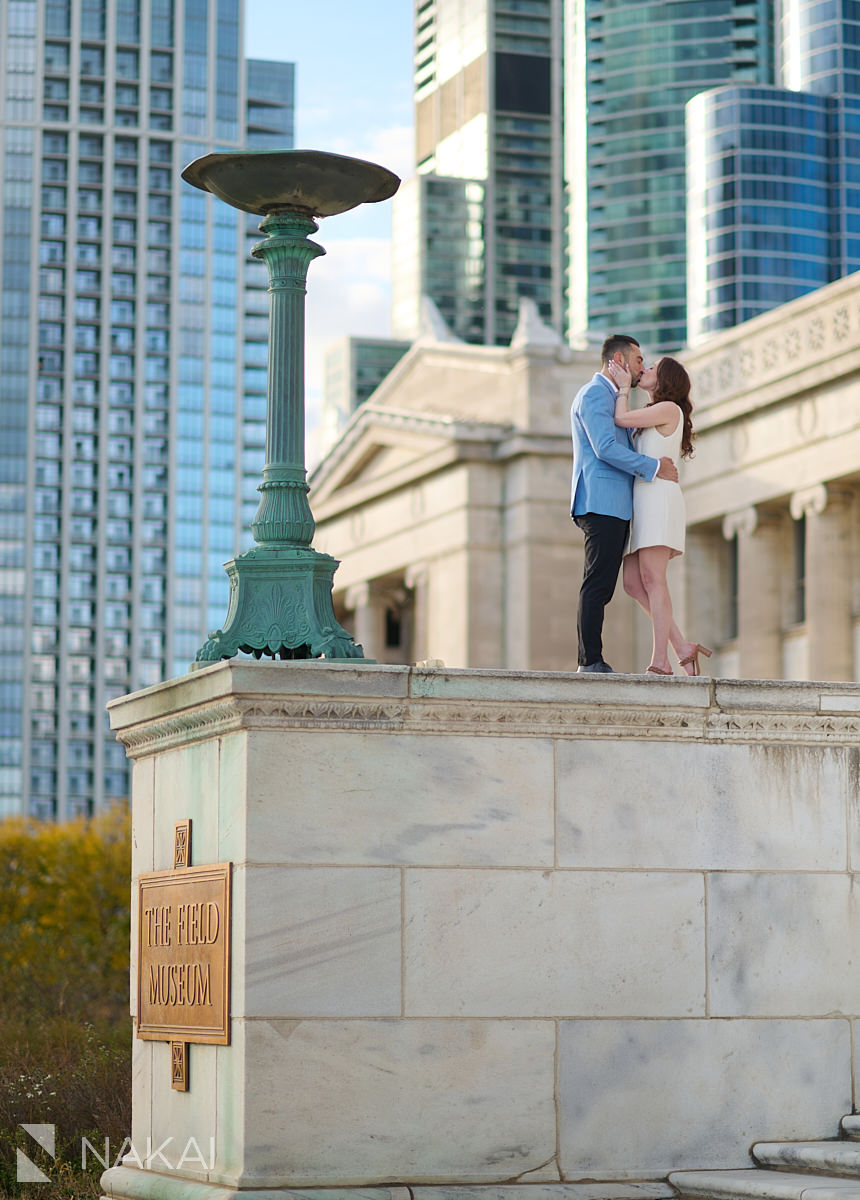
[[808, 316, 825, 352], [116, 700, 245, 756], [112, 689, 860, 755], [686, 281, 860, 419], [708, 710, 860, 743]]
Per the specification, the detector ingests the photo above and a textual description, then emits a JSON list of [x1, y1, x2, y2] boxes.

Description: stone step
[[753, 1143, 860, 1178], [842, 1118, 860, 1142], [669, 1167, 860, 1200]]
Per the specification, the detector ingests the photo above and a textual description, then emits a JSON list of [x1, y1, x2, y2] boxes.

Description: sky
[[244, 2, 416, 457]]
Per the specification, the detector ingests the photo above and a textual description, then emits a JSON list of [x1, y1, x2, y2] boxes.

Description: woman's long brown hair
[[651, 356, 694, 459]]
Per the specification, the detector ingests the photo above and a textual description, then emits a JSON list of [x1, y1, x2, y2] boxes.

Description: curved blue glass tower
[[687, 1, 860, 342], [567, 0, 773, 352], [779, 0, 860, 95], [686, 85, 838, 340]]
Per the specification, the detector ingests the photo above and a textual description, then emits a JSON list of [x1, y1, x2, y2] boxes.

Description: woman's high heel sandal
[[646, 665, 673, 675], [678, 644, 713, 676]]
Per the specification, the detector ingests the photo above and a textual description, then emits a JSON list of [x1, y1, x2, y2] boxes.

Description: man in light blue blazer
[[570, 334, 678, 672]]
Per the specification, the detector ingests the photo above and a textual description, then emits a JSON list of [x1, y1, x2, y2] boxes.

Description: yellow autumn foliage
[[0, 808, 130, 1023]]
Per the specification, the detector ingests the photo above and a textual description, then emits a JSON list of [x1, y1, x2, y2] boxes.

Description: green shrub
[[0, 810, 132, 1197], [0, 1017, 132, 1197], [0, 808, 130, 1024]]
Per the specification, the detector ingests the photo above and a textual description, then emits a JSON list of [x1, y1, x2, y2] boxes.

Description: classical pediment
[[310, 406, 508, 515], [337, 440, 426, 489], [310, 327, 586, 515]]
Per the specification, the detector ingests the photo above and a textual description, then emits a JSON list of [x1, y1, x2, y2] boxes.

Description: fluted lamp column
[[250, 210, 321, 548], [180, 150, 399, 663]]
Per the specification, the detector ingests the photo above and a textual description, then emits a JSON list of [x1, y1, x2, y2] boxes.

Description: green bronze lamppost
[[180, 149, 399, 663]]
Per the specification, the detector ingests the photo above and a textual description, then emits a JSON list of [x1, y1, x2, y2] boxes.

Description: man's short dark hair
[[601, 333, 640, 364]]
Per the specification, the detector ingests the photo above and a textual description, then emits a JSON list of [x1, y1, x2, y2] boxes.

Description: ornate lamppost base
[[194, 546, 369, 664]]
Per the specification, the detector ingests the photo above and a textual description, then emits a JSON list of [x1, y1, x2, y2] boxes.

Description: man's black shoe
[[577, 661, 614, 673]]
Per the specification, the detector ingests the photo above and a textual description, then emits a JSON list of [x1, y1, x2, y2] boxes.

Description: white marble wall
[[106, 662, 860, 1199]]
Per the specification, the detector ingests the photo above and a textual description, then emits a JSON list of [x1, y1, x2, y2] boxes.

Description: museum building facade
[[312, 275, 860, 683]]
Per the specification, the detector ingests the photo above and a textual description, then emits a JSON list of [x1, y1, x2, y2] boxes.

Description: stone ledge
[[101, 1169, 412, 1200], [107, 662, 860, 758], [410, 1188, 676, 1200], [668, 1168, 860, 1200], [100, 1168, 675, 1200]]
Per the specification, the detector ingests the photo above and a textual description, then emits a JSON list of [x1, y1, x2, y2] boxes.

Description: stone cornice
[[109, 666, 860, 758], [685, 270, 860, 430]]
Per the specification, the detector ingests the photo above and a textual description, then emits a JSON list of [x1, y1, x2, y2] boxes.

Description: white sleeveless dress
[[627, 417, 685, 558]]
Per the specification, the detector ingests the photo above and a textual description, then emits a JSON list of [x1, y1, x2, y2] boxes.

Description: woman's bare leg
[[624, 551, 696, 672], [622, 552, 650, 611], [637, 546, 676, 673]]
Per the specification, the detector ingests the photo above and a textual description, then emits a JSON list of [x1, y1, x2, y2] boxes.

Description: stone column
[[790, 484, 854, 681], [345, 582, 387, 662], [680, 527, 722, 654], [722, 505, 784, 680], [405, 563, 430, 663]]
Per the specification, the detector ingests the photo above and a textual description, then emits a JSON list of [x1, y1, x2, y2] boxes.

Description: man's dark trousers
[[574, 512, 629, 666]]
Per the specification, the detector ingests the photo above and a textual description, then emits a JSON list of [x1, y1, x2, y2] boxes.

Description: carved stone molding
[[686, 278, 860, 419], [722, 506, 758, 540], [807, 316, 825, 352], [408, 701, 708, 740], [240, 699, 405, 730], [114, 697, 408, 756], [708, 709, 860, 744], [834, 304, 851, 340], [790, 483, 830, 520], [116, 699, 246, 757], [113, 687, 860, 758], [405, 562, 429, 590], [720, 503, 792, 541]]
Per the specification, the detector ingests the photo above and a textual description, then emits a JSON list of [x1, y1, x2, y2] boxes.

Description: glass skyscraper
[[320, 336, 411, 454], [567, 0, 774, 352], [392, 173, 488, 343], [779, 0, 860, 95], [242, 58, 295, 533], [0, 1, 293, 820], [687, 4, 860, 340], [392, 0, 565, 346]]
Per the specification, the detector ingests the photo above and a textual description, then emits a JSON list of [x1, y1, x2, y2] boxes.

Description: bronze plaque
[[136, 863, 231, 1044]]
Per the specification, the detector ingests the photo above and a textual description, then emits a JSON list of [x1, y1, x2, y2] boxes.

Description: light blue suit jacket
[[570, 372, 659, 520]]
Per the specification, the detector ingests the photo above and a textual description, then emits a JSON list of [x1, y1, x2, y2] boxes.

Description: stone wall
[[106, 662, 860, 1197]]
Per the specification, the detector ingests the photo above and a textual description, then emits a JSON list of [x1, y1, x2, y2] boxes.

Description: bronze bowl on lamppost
[[181, 147, 399, 216], [181, 149, 400, 663]]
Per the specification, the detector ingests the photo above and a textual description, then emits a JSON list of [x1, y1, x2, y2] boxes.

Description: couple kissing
[[569, 333, 711, 678]]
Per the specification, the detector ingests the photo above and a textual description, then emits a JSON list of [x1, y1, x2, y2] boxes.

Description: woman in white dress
[[608, 355, 711, 677]]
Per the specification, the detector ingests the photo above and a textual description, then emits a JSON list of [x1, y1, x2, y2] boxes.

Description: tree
[[0, 808, 130, 1023]]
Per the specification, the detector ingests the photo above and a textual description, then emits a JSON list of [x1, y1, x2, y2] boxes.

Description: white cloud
[[337, 124, 414, 183], [303, 235, 394, 438], [271, 129, 415, 471]]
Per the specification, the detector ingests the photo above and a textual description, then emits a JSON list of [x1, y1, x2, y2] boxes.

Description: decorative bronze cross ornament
[[136, 821, 232, 1091]]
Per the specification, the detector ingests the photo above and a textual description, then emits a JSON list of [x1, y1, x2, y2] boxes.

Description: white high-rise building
[[392, 0, 566, 347], [0, 0, 293, 820]]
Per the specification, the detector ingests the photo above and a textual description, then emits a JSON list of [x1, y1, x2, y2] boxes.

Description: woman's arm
[[614, 381, 632, 425], [614, 399, 679, 430]]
